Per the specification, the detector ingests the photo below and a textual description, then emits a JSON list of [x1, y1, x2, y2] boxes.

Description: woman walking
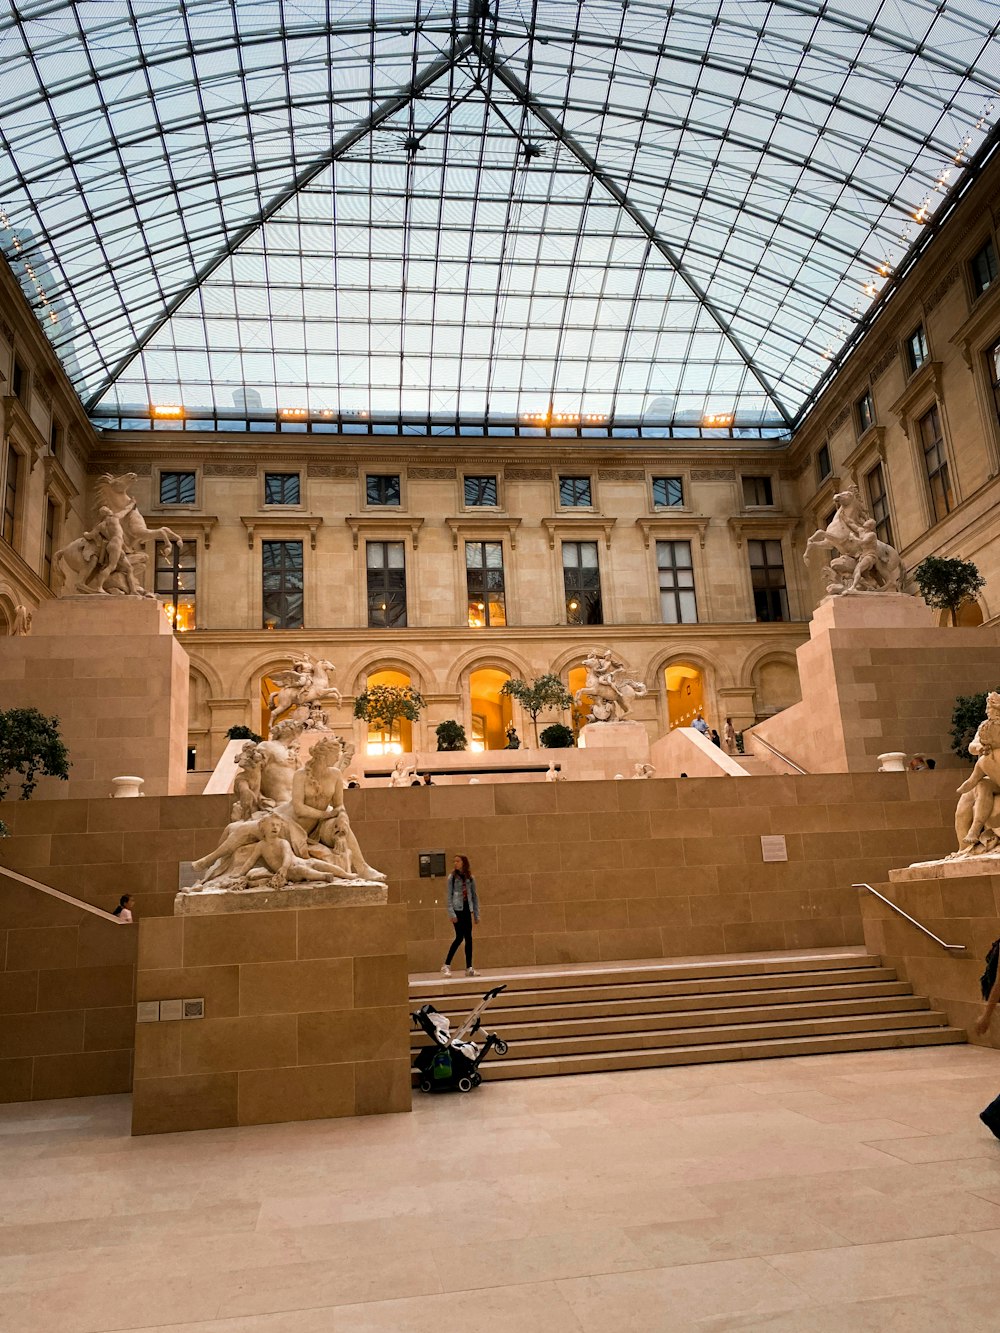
[[442, 854, 480, 977]]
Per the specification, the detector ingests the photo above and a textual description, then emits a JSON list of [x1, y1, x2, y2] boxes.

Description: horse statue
[[804, 485, 907, 597], [576, 647, 648, 722], [54, 472, 183, 597], [266, 654, 342, 731]]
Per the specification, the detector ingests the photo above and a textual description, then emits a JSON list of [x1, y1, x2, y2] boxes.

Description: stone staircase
[[408, 950, 965, 1082]]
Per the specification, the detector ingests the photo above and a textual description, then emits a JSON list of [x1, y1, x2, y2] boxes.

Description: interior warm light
[[702, 412, 734, 428], [280, 407, 307, 417], [151, 402, 184, 418]]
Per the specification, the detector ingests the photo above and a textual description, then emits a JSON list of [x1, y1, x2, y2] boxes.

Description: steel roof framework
[[0, 0, 996, 434]]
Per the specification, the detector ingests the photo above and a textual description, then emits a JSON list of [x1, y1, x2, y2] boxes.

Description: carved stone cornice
[[635, 515, 710, 549], [890, 360, 944, 438], [240, 514, 323, 550], [949, 279, 1000, 369], [842, 425, 887, 477], [2, 396, 46, 471], [42, 454, 78, 506], [345, 514, 425, 550], [540, 515, 617, 550], [727, 515, 797, 547], [444, 515, 522, 550], [158, 515, 219, 549]]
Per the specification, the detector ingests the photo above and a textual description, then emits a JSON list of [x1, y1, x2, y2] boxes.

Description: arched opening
[[947, 600, 985, 628], [468, 668, 512, 751], [0, 595, 14, 635], [188, 667, 212, 771], [752, 656, 801, 721], [363, 668, 414, 755], [568, 663, 589, 737], [664, 664, 705, 730], [259, 664, 292, 736]]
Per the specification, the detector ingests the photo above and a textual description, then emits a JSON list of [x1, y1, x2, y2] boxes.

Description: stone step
[[411, 978, 914, 1025], [408, 993, 933, 1046], [476, 1025, 967, 1080]]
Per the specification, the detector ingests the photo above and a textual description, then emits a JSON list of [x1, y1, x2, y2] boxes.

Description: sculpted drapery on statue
[[54, 472, 184, 597], [804, 486, 909, 599], [186, 733, 385, 895], [951, 693, 1000, 859], [576, 647, 648, 723]]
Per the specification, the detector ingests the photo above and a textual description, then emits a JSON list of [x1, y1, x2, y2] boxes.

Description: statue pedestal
[[746, 593, 1000, 773], [0, 597, 189, 799], [577, 720, 651, 777], [132, 898, 410, 1134], [175, 877, 388, 914]]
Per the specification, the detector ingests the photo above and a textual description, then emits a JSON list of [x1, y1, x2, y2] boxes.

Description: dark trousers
[[982, 1091, 1000, 1139], [446, 906, 473, 968]]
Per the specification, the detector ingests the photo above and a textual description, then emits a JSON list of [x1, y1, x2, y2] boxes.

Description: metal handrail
[[0, 864, 124, 924], [748, 732, 807, 775], [854, 882, 966, 952]]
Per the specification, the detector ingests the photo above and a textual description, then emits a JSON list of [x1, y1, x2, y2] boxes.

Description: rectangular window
[[989, 339, 1000, 428], [464, 475, 498, 507], [156, 543, 197, 631], [856, 390, 875, 435], [748, 539, 788, 622], [42, 500, 57, 586], [559, 476, 592, 507], [742, 475, 773, 507], [652, 476, 684, 507], [262, 540, 303, 629], [11, 358, 26, 403], [971, 238, 999, 298], [562, 541, 602, 624], [366, 474, 401, 506], [264, 473, 300, 505], [656, 540, 697, 624], [159, 471, 196, 505], [366, 541, 406, 628], [816, 443, 832, 481], [906, 325, 928, 374], [918, 404, 953, 523], [3, 445, 19, 544], [49, 421, 63, 459], [866, 461, 894, 547], [465, 541, 506, 627]]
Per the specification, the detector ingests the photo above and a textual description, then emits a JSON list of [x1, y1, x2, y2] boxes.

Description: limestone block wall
[[0, 872, 136, 1103], [859, 872, 1000, 1048], [132, 904, 410, 1134]]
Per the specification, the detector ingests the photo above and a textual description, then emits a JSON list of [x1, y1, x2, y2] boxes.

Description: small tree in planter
[[353, 684, 426, 751], [540, 722, 575, 749], [913, 555, 985, 626], [435, 719, 467, 752], [226, 724, 262, 743], [951, 690, 995, 762], [499, 673, 574, 746], [0, 708, 71, 837]]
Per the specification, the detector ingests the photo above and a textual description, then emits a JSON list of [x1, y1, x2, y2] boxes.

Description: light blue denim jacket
[[447, 872, 480, 919]]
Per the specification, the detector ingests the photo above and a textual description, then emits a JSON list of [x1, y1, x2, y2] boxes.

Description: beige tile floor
[[6, 1046, 1000, 1331]]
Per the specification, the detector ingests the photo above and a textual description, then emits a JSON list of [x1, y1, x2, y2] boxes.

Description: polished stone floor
[[6, 1046, 1000, 1331]]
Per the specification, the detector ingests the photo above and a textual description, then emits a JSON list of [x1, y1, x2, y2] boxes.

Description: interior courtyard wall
[[791, 154, 1000, 623]]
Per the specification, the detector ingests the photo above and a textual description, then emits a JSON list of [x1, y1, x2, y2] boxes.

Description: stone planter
[[877, 752, 908, 772], [110, 775, 145, 798]]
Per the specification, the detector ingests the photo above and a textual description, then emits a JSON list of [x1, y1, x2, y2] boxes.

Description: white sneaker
[[441, 964, 451, 976], [466, 967, 478, 977]]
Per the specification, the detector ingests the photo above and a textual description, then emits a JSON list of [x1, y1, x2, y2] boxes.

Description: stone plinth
[[175, 878, 388, 914], [132, 900, 410, 1134], [0, 597, 189, 799], [890, 854, 1000, 882], [577, 720, 651, 774], [747, 594, 1000, 773]]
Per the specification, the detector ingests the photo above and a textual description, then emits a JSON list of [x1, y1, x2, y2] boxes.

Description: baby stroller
[[411, 984, 510, 1092]]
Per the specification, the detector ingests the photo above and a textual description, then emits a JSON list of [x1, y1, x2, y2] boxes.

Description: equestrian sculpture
[[54, 472, 183, 598], [804, 485, 909, 599], [576, 647, 648, 723]]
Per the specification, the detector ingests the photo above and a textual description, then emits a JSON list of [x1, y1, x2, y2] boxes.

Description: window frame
[[561, 539, 603, 625], [2, 442, 23, 547], [365, 539, 408, 628], [905, 324, 929, 375], [155, 539, 198, 631], [917, 402, 953, 525], [261, 538, 305, 630], [816, 443, 832, 482], [741, 473, 775, 508], [865, 460, 894, 549], [158, 469, 198, 506], [855, 389, 875, 436], [557, 474, 594, 509], [464, 539, 507, 628], [656, 539, 698, 624], [364, 472, 403, 509], [970, 237, 999, 300], [263, 471, 302, 507], [747, 537, 789, 623], [651, 475, 685, 509], [462, 473, 501, 509]]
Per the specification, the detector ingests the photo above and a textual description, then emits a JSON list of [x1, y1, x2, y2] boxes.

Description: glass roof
[[0, 0, 997, 434]]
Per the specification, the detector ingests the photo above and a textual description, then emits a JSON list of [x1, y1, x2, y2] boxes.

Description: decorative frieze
[[925, 263, 959, 313], [829, 406, 851, 431], [204, 462, 256, 477], [871, 344, 898, 381], [87, 458, 152, 475], [690, 468, 735, 481], [409, 466, 457, 479], [307, 462, 358, 478], [506, 467, 550, 480], [597, 468, 643, 480]]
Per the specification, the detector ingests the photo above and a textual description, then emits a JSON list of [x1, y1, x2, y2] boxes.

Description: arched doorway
[[664, 663, 704, 730], [468, 668, 512, 751], [568, 663, 589, 737], [954, 601, 985, 628], [751, 656, 801, 720], [363, 668, 414, 754]]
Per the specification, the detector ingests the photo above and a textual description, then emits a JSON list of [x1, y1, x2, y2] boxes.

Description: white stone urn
[[110, 775, 145, 798], [876, 752, 908, 773]]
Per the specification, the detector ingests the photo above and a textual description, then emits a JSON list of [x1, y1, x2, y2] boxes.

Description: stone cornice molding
[[635, 515, 710, 549], [240, 514, 323, 550], [842, 425, 887, 476], [157, 515, 219, 549], [727, 515, 798, 547], [42, 454, 78, 507], [345, 514, 425, 550], [949, 280, 1000, 369], [444, 515, 522, 550], [889, 360, 944, 438], [540, 515, 617, 550]]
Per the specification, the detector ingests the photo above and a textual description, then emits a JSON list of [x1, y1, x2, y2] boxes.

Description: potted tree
[[435, 720, 467, 752], [913, 555, 986, 626], [353, 683, 426, 751], [499, 673, 574, 747], [0, 707, 71, 837]]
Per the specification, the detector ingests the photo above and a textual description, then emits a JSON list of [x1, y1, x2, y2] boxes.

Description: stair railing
[[854, 882, 965, 953], [749, 733, 807, 775], [0, 864, 124, 924]]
